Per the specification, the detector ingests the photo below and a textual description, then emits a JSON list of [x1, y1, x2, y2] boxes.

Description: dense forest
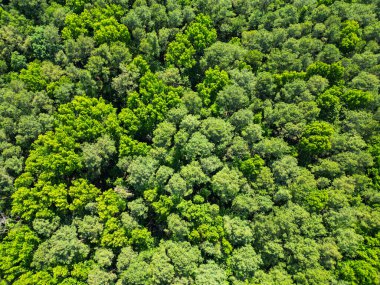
[[0, 0, 379, 284]]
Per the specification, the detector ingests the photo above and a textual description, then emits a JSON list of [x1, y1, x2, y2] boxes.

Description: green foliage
[[195, 261, 228, 285], [185, 14, 217, 53], [87, 266, 116, 285], [239, 155, 265, 180], [124, 71, 182, 138], [216, 84, 249, 116], [317, 88, 342, 122], [212, 166, 245, 203], [341, 89, 374, 109], [0, 225, 39, 282], [338, 260, 380, 285], [94, 17, 130, 45], [306, 61, 344, 84], [299, 121, 335, 157], [340, 20, 365, 53], [197, 66, 229, 106], [30, 25, 61, 60], [19, 61, 49, 91], [228, 245, 263, 280], [166, 34, 196, 69], [32, 226, 89, 269], [1, 1, 380, 284], [97, 190, 126, 221]]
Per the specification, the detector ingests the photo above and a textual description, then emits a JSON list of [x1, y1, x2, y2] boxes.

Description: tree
[[164, 240, 203, 277], [94, 17, 130, 45], [94, 248, 114, 268], [127, 156, 158, 193], [299, 121, 334, 157], [200, 117, 234, 151], [165, 34, 196, 70], [200, 41, 247, 71], [12, 271, 56, 285], [319, 238, 342, 270], [64, 35, 95, 65], [335, 228, 364, 259], [97, 190, 126, 221], [31, 226, 89, 269], [153, 122, 177, 148], [239, 155, 265, 180], [211, 166, 245, 203], [284, 236, 320, 270], [341, 89, 374, 109], [194, 261, 228, 285], [279, 79, 313, 104], [11, 95, 120, 221], [165, 173, 189, 198], [68, 179, 100, 213], [149, 246, 175, 284], [252, 137, 293, 160], [350, 72, 379, 93], [81, 135, 116, 181], [128, 198, 148, 222], [317, 88, 342, 122], [223, 215, 253, 246], [200, 156, 223, 175], [215, 84, 249, 116], [185, 14, 217, 53], [196, 66, 229, 106], [0, 225, 40, 283], [251, 265, 294, 285], [338, 260, 380, 285], [341, 110, 378, 139], [254, 72, 277, 99], [116, 246, 137, 272], [118, 257, 150, 285], [30, 25, 61, 60], [75, 215, 103, 244], [183, 132, 215, 161], [124, 71, 182, 138], [340, 20, 364, 53], [19, 61, 49, 92], [9, 0, 47, 20], [167, 213, 190, 241], [317, 44, 341, 63], [180, 161, 209, 188], [272, 156, 302, 185], [306, 61, 344, 84], [88, 267, 117, 285], [229, 109, 255, 132], [139, 31, 160, 61], [228, 245, 263, 281]]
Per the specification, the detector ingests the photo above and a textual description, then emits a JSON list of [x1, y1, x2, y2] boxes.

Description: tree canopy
[[0, 0, 379, 284]]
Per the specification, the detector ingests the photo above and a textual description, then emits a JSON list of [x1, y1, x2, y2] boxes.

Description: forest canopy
[[0, 0, 380, 284]]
